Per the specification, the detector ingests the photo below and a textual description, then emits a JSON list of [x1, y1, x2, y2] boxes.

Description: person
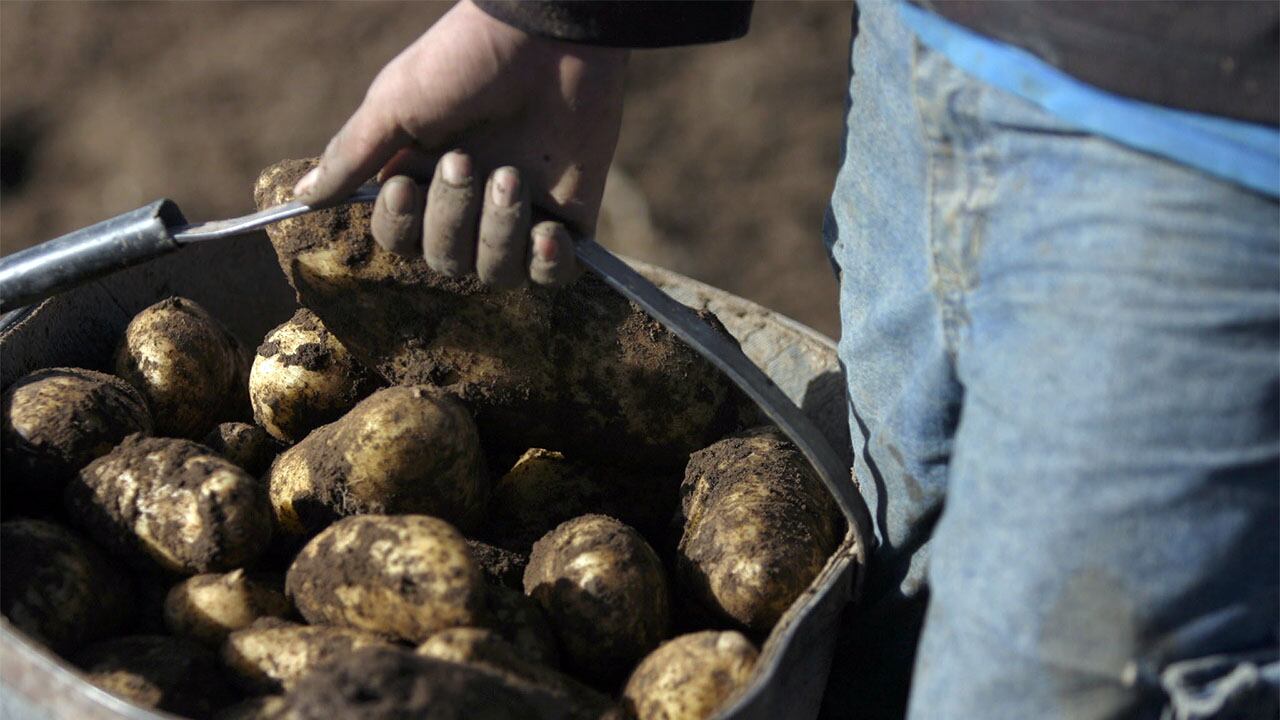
[[293, 1, 1280, 717]]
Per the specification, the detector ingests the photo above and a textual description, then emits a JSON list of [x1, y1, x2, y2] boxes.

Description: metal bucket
[[0, 231, 866, 720]]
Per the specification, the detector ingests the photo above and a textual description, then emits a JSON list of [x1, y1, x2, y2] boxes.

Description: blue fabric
[[818, 2, 1280, 718], [898, 2, 1280, 199]]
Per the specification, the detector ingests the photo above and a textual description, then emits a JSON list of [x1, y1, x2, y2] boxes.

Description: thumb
[[294, 94, 410, 205]]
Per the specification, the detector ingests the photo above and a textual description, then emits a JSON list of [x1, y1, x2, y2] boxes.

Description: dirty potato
[[221, 618, 392, 694], [622, 631, 758, 720], [202, 422, 281, 476], [255, 159, 755, 471], [286, 515, 486, 643], [524, 514, 670, 683], [417, 628, 616, 720], [65, 435, 273, 574], [76, 635, 236, 720], [114, 296, 250, 439], [165, 569, 292, 646], [249, 308, 377, 444], [483, 448, 679, 553], [677, 428, 841, 633], [213, 696, 291, 720], [1, 368, 151, 503], [278, 645, 577, 720], [0, 519, 131, 653], [480, 583, 559, 667], [267, 386, 488, 538]]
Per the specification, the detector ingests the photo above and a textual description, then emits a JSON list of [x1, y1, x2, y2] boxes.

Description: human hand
[[294, 0, 628, 288]]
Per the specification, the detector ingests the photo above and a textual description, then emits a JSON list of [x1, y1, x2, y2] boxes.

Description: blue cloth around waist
[[898, 2, 1280, 199]]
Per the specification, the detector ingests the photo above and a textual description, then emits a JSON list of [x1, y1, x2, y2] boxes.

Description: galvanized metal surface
[[0, 233, 865, 720]]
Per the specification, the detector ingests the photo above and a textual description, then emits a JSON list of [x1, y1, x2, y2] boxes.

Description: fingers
[[476, 167, 532, 290], [422, 151, 480, 276], [370, 175, 422, 256], [528, 221, 579, 287], [374, 152, 579, 289], [294, 91, 409, 205]]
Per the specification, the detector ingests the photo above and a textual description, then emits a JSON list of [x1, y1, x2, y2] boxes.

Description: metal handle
[[0, 200, 187, 313]]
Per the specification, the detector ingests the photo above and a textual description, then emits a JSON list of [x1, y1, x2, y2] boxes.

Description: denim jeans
[[819, 2, 1280, 719]]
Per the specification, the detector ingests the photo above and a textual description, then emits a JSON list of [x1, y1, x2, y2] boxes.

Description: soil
[[0, 1, 851, 337]]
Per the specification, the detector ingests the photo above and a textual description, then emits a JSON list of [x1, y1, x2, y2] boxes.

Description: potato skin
[[76, 635, 236, 720], [267, 386, 488, 537], [416, 628, 616, 720], [114, 296, 250, 439], [0, 519, 131, 653], [1, 368, 151, 500], [221, 619, 392, 694], [255, 159, 755, 471], [677, 428, 841, 634], [165, 569, 292, 646], [524, 514, 670, 683], [202, 422, 281, 476], [250, 308, 377, 444], [286, 515, 486, 643], [622, 631, 758, 720], [65, 435, 273, 574]]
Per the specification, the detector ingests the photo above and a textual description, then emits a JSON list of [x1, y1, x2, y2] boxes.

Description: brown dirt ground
[[0, 1, 852, 337]]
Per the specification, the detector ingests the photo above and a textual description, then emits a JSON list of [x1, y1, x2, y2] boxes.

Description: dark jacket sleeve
[[473, 1, 753, 48]]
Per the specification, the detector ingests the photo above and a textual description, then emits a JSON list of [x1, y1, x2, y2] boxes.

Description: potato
[[255, 159, 756, 471], [202, 422, 281, 476], [417, 628, 616, 720], [0, 519, 130, 653], [250, 308, 377, 444], [65, 435, 273, 574], [677, 427, 841, 633], [483, 448, 679, 553], [214, 696, 290, 720], [221, 618, 392, 694], [114, 296, 250, 439], [278, 645, 578, 720], [76, 635, 236, 719], [467, 539, 527, 590], [267, 386, 488, 538], [524, 514, 670, 683], [286, 515, 486, 642], [165, 569, 292, 646], [480, 583, 559, 668], [1, 368, 151, 503], [622, 631, 758, 720]]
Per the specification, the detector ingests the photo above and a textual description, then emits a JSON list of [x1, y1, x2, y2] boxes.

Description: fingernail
[[384, 176, 415, 215], [492, 167, 518, 207], [441, 152, 471, 186], [293, 167, 319, 199], [533, 225, 560, 261]]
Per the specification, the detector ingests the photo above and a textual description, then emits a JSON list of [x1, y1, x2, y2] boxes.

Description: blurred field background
[[1, 1, 853, 337]]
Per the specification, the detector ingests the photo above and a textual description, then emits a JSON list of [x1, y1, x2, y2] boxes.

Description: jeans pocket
[[1160, 650, 1279, 720]]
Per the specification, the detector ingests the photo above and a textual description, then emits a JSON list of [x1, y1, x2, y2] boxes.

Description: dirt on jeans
[[0, 1, 852, 337]]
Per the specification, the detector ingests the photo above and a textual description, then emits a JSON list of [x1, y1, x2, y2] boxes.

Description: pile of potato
[[0, 160, 844, 720]]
